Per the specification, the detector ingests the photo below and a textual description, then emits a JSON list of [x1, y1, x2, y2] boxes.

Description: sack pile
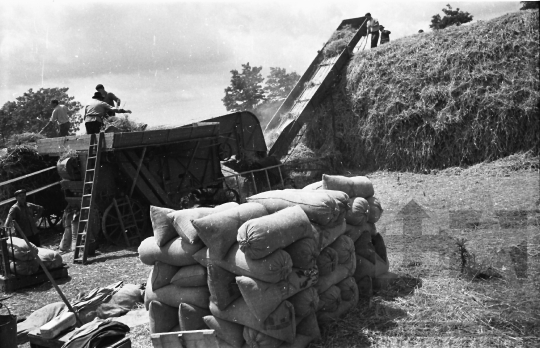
[[139, 174, 389, 347], [7, 237, 64, 276]]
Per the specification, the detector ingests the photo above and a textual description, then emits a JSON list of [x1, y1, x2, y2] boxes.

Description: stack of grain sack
[[7, 237, 64, 275], [138, 174, 389, 348]]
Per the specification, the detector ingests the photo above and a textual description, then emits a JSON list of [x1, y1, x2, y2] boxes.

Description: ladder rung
[[86, 169, 95, 172], [76, 245, 85, 249], [79, 219, 88, 223], [85, 181, 94, 184], [74, 258, 84, 263], [82, 194, 92, 197], [78, 232, 87, 236]]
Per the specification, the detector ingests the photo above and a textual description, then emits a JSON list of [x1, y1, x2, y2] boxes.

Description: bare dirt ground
[[4, 155, 539, 347]]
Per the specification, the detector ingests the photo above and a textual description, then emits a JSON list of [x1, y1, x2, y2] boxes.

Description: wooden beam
[[129, 147, 147, 198], [117, 152, 162, 207], [0, 166, 57, 188]]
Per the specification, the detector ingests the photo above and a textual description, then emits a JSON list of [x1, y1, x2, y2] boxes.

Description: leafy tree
[[430, 4, 473, 30], [0, 87, 82, 143], [264, 67, 300, 102], [222, 63, 265, 112], [520, 1, 539, 10]]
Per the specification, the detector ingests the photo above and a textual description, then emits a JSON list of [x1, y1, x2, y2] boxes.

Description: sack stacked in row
[[303, 174, 390, 298], [7, 237, 63, 275]]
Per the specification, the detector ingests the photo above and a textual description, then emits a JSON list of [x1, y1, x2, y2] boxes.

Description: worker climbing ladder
[[74, 132, 105, 264]]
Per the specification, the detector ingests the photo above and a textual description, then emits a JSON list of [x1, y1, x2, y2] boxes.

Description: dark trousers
[[371, 31, 379, 48], [85, 121, 102, 134], [59, 122, 70, 136]]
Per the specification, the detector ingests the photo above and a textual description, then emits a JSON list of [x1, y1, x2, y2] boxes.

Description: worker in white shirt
[[40, 100, 71, 136], [365, 13, 380, 48]]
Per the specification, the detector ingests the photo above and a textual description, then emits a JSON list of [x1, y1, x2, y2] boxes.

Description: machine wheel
[[102, 198, 147, 246]]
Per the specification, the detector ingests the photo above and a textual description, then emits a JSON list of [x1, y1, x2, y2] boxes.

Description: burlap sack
[[316, 247, 338, 276], [372, 233, 388, 263], [287, 286, 319, 320], [150, 206, 177, 247], [279, 313, 320, 348], [313, 220, 347, 251], [210, 297, 296, 343], [355, 231, 376, 264], [315, 256, 356, 295], [238, 206, 313, 260], [138, 236, 203, 266], [7, 236, 38, 261], [301, 181, 322, 190], [110, 284, 144, 310], [244, 327, 283, 348], [168, 207, 215, 244], [353, 253, 389, 282], [317, 285, 341, 312], [144, 269, 210, 309], [329, 235, 355, 265], [208, 262, 242, 310], [203, 315, 245, 348], [346, 197, 369, 226], [283, 238, 319, 270], [344, 224, 362, 243], [236, 268, 318, 321], [367, 196, 383, 223], [322, 174, 374, 198], [317, 281, 359, 324], [170, 264, 207, 287], [10, 259, 38, 275], [336, 277, 357, 302], [37, 247, 63, 270], [193, 203, 268, 259], [247, 189, 348, 227], [178, 303, 211, 331], [151, 261, 180, 290], [148, 300, 179, 334], [196, 243, 293, 284]]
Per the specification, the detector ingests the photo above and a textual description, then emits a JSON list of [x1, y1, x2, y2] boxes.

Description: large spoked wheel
[[102, 198, 148, 246]]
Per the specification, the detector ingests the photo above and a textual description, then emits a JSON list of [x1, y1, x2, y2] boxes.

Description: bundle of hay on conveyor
[[323, 24, 357, 59], [138, 174, 390, 347], [304, 10, 539, 172]]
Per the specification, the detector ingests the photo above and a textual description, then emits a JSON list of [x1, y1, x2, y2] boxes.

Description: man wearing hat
[[365, 13, 380, 48], [96, 84, 121, 116], [83, 92, 132, 134], [4, 189, 44, 247]]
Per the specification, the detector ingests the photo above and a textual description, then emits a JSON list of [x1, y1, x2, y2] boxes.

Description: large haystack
[[304, 10, 539, 172]]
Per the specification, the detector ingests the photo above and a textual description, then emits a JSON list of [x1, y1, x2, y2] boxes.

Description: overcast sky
[[0, 1, 521, 129]]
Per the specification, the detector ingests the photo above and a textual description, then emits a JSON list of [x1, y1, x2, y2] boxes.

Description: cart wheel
[[102, 198, 148, 246], [218, 142, 233, 161]]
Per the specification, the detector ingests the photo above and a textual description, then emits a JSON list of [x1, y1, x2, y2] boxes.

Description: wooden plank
[[124, 151, 176, 208], [117, 152, 163, 207], [0, 265, 68, 293], [36, 133, 114, 155], [142, 130, 170, 145]]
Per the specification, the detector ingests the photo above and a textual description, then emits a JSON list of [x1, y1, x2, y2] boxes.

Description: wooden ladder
[[112, 196, 142, 247], [74, 133, 104, 264]]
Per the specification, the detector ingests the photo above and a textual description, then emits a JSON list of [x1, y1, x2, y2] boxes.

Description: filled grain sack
[[110, 284, 144, 310], [37, 248, 63, 270], [344, 224, 362, 243], [244, 327, 283, 348], [355, 231, 376, 264], [195, 244, 293, 284], [236, 268, 318, 321], [7, 236, 38, 261], [279, 313, 320, 348], [210, 297, 296, 343], [317, 285, 341, 312], [151, 262, 180, 291], [148, 300, 178, 334], [10, 259, 38, 275], [207, 262, 242, 310], [238, 206, 313, 260], [315, 257, 356, 295], [317, 281, 359, 324], [283, 238, 319, 270], [367, 196, 383, 223], [287, 287, 319, 320], [372, 233, 388, 263], [329, 235, 355, 265], [316, 247, 338, 277], [167, 207, 215, 244], [170, 264, 207, 287], [247, 189, 348, 227], [353, 254, 389, 282], [150, 206, 177, 247], [313, 220, 347, 251], [203, 315, 245, 348], [322, 174, 374, 198], [346, 197, 369, 226], [336, 277, 357, 302], [178, 303, 211, 331], [144, 269, 210, 309], [193, 202, 268, 259], [138, 236, 203, 267], [302, 181, 322, 190]]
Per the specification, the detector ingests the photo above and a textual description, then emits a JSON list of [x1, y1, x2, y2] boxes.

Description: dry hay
[[306, 11, 539, 172], [6, 132, 46, 146], [104, 115, 147, 132], [323, 24, 357, 59]]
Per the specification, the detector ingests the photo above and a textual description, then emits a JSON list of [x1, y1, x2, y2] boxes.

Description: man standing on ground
[[96, 84, 121, 116], [39, 100, 71, 137], [83, 92, 131, 134], [5, 189, 44, 247], [365, 13, 380, 48], [380, 25, 391, 44]]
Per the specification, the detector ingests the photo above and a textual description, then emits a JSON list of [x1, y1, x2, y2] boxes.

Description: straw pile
[[304, 10, 539, 172], [323, 24, 357, 59], [139, 174, 390, 347]]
